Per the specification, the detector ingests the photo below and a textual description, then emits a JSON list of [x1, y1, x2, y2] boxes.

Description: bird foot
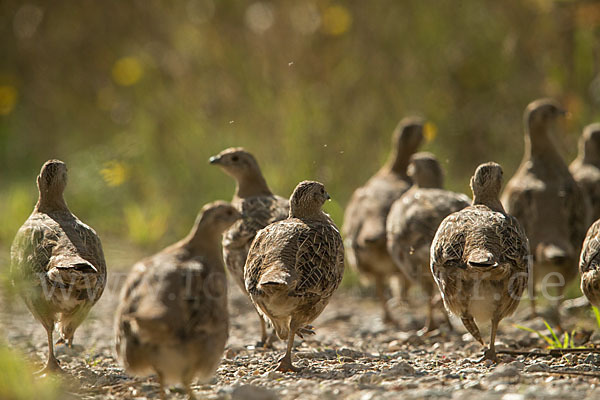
[[417, 325, 438, 337], [34, 359, 63, 376], [275, 358, 302, 373], [256, 338, 276, 350], [297, 325, 316, 339], [475, 347, 499, 364]]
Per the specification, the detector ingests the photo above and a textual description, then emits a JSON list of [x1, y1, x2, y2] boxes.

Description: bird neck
[[582, 146, 600, 167], [234, 172, 273, 199], [472, 195, 505, 213], [183, 224, 223, 258], [289, 206, 327, 222], [524, 124, 564, 164], [35, 189, 69, 213], [383, 147, 411, 177]]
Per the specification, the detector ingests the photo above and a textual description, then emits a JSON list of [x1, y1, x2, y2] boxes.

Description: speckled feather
[[115, 201, 239, 388], [387, 188, 471, 283], [223, 195, 289, 291], [245, 181, 344, 341], [431, 205, 529, 326], [580, 219, 600, 307], [10, 161, 106, 345]]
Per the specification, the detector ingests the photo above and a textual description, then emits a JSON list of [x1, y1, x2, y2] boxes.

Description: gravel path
[[3, 254, 600, 399]]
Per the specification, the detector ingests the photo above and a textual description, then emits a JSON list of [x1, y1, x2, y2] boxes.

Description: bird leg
[[256, 313, 276, 349], [376, 278, 397, 326], [477, 318, 500, 363], [36, 326, 62, 375], [157, 372, 167, 400], [183, 378, 196, 400], [418, 294, 438, 336], [275, 328, 301, 373]]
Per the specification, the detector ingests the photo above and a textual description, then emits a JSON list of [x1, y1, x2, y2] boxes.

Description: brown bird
[[431, 162, 530, 362], [245, 181, 344, 372], [10, 160, 107, 374], [343, 117, 423, 324], [209, 147, 289, 347], [387, 152, 471, 333], [580, 218, 600, 307], [115, 201, 241, 400], [570, 123, 600, 223], [502, 99, 589, 324]]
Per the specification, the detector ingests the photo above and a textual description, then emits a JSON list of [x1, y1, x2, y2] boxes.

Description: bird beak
[[209, 155, 220, 164], [326, 193, 331, 201]]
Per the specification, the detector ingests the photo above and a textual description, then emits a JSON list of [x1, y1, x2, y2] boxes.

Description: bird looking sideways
[[431, 162, 530, 362], [209, 147, 289, 347], [245, 181, 344, 372], [10, 159, 107, 374], [115, 201, 241, 400], [502, 99, 590, 326], [387, 152, 471, 333], [570, 123, 600, 223], [343, 117, 423, 325]]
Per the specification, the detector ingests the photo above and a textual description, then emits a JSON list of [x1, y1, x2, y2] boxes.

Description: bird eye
[[320, 188, 324, 194], [231, 156, 239, 162]]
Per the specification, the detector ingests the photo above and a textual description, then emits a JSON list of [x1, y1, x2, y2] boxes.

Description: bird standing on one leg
[[343, 118, 423, 324], [245, 181, 344, 372], [11, 159, 107, 374], [209, 148, 289, 347], [115, 201, 241, 400], [431, 162, 530, 362]]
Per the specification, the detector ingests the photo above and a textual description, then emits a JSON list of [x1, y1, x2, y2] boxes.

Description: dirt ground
[[3, 243, 600, 400]]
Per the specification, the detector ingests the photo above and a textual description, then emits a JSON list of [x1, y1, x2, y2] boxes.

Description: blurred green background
[[1, 0, 600, 254]]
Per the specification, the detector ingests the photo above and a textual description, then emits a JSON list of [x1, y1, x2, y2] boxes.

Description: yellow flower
[[321, 5, 352, 36], [112, 57, 143, 86], [100, 161, 128, 187], [0, 85, 18, 115], [424, 121, 438, 143]]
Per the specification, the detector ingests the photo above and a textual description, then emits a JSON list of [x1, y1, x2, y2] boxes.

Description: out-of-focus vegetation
[[0, 343, 63, 400], [1, 0, 599, 252]]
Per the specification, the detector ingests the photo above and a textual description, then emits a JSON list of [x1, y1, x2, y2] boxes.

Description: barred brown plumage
[[342, 117, 423, 324], [580, 219, 600, 307], [431, 162, 530, 362], [10, 160, 107, 374], [387, 152, 471, 333], [210, 147, 289, 347], [114, 201, 241, 399], [245, 181, 344, 372]]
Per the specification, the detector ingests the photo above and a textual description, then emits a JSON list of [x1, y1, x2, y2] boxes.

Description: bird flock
[[8, 98, 600, 399]]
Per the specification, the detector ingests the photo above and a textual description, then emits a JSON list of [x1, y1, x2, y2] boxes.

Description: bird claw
[[275, 358, 302, 373], [297, 326, 316, 339], [475, 348, 499, 364]]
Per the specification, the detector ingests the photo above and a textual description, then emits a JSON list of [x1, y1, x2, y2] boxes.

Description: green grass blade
[[543, 321, 562, 348], [592, 306, 600, 331], [514, 324, 555, 346], [563, 331, 569, 349]]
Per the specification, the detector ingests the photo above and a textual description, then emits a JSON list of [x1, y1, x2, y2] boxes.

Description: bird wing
[[10, 213, 59, 287], [581, 219, 600, 274]]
